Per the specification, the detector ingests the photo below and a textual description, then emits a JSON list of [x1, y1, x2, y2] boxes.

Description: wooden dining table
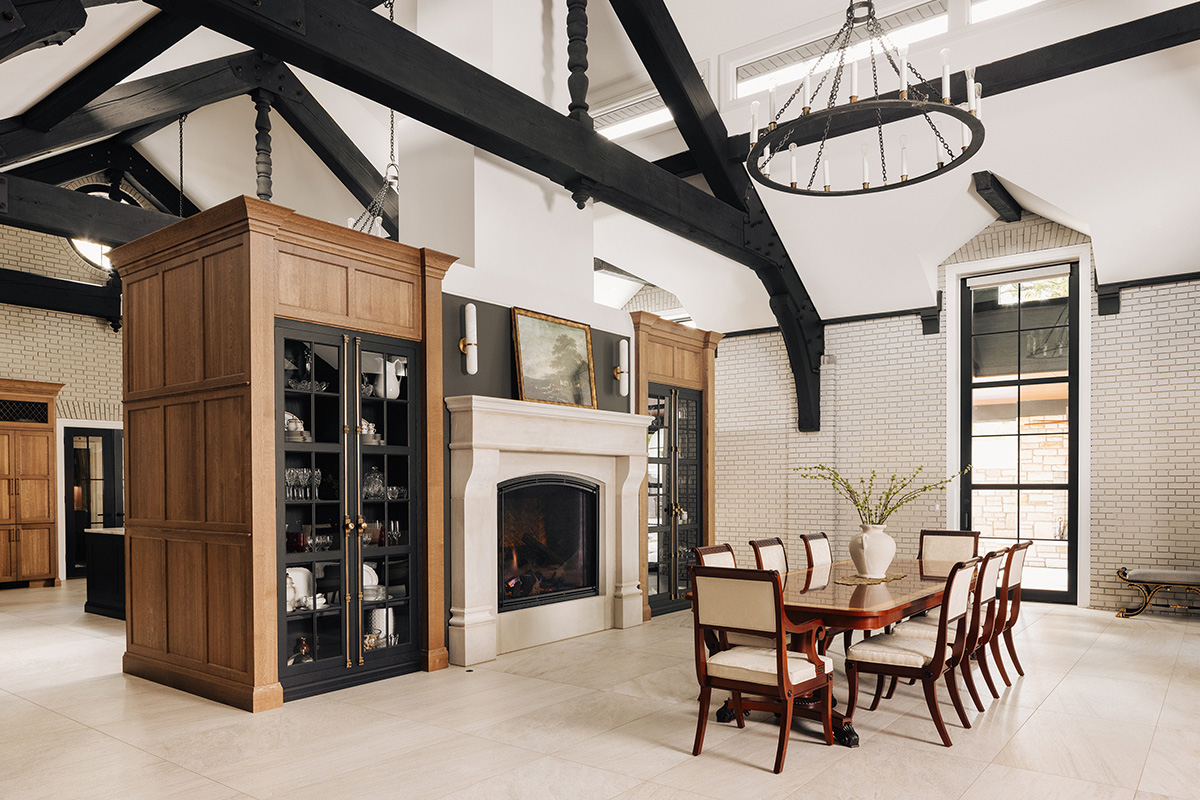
[[779, 558, 956, 747]]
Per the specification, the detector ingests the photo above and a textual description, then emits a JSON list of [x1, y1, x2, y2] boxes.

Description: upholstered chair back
[[938, 559, 978, 629], [801, 532, 833, 567], [751, 538, 788, 574], [693, 570, 779, 634], [695, 544, 737, 568], [919, 530, 980, 563]]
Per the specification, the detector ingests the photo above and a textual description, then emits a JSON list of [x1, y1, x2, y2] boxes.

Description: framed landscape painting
[[512, 307, 597, 408]]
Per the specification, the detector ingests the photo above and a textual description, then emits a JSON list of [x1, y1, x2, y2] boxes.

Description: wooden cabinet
[[0, 380, 64, 588], [110, 196, 454, 712]]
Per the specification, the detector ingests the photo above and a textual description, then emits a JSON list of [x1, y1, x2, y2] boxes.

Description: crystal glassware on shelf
[[297, 468, 311, 500], [311, 468, 322, 501], [284, 468, 296, 501]]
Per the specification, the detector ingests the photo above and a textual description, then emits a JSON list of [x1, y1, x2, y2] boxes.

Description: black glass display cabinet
[[275, 319, 422, 698], [646, 383, 702, 616]]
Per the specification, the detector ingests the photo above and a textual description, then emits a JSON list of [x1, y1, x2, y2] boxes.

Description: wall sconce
[[459, 303, 478, 375], [613, 338, 629, 397]]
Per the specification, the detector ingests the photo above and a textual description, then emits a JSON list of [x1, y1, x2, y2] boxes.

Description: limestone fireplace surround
[[445, 395, 650, 666]]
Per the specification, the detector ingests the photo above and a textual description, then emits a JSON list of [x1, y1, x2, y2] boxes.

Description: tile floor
[[1, 580, 1198, 799]]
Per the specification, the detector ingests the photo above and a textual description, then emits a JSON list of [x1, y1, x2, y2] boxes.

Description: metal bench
[[1115, 567, 1200, 618]]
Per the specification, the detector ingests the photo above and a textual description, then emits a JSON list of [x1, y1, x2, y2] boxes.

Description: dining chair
[[694, 543, 737, 568], [990, 540, 1032, 686], [800, 531, 833, 567], [689, 565, 834, 773], [895, 548, 1008, 712], [750, 537, 788, 573], [918, 530, 981, 562], [844, 557, 980, 747]]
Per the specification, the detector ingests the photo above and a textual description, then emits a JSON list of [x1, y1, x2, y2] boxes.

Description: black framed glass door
[[63, 428, 123, 578], [960, 263, 1079, 603], [647, 383, 702, 616]]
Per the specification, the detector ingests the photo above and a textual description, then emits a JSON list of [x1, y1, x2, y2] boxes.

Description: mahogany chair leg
[[822, 681, 834, 745], [960, 657, 985, 712], [977, 644, 1001, 698], [842, 630, 854, 654], [869, 673, 887, 711], [884, 675, 899, 700], [945, 665, 972, 729], [693, 686, 711, 756], [774, 693, 794, 774], [922, 676, 954, 747], [989, 636, 1012, 687], [730, 691, 747, 728], [846, 662, 860, 713], [1003, 629, 1026, 677]]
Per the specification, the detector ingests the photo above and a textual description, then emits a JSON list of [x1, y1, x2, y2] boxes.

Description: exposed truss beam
[[607, 0, 746, 210], [972, 171, 1022, 223], [144, 1, 792, 314], [0, 0, 86, 64], [7, 140, 200, 216], [0, 172, 177, 245], [22, 12, 201, 132], [271, 65, 398, 238], [0, 50, 263, 167], [0, 266, 122, 330], [608, 0, 822, 428], [657, 3, 1200, 178]]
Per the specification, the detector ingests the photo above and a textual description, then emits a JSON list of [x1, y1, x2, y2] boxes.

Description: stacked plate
[[360, 433, 383, 445], [285, 430, 314, 443]]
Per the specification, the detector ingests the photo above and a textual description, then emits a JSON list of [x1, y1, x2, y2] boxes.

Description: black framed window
[[961, 263, 1079, 603]]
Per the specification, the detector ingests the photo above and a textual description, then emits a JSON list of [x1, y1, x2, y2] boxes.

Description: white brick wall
[[715, 212, 1200, 615], [623, 285, 683, 315], [0, 226, 123, 421]]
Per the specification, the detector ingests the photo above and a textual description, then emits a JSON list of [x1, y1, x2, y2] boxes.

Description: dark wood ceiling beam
[[656, 3, 1200, 178], [143, 0, 775, 278], [0, 50, 262, 167], [0, 265, 122, 330], [972, 171, 1022, 222], [271, 65, 397, 238], [607, 0, 746, 210], [0, 172, 177, 245], [0, 0, 86, 64], [22, 12, 201, 132]]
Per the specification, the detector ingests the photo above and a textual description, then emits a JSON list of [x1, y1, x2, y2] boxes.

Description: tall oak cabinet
[[110, 197, 454, 711], [0, 379, 63, 587]]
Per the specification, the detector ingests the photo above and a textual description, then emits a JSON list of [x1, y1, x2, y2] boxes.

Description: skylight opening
[[597, 107, 674, 141], [735, 2, 948, 100], [970, 0, 1047, 24]]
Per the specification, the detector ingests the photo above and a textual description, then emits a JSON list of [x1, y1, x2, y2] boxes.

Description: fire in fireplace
[[497, 474, 599, 611]]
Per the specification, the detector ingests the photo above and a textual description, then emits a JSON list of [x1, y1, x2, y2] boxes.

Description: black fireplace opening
[[498, 474, 599, 612]]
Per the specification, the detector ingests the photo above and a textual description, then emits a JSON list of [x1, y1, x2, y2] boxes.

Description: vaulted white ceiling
[[2, 0, 1197, 331]]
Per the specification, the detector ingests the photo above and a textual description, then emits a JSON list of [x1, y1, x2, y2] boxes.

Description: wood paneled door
[[0, 379, 64, 588]]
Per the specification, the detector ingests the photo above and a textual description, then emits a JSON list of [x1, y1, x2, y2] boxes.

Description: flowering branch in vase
[[795, 464, 972, 526]]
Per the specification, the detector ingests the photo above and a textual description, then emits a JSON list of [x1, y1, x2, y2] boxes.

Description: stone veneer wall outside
[[0, 224, 123, 422], [714, 213, 1199, 613]]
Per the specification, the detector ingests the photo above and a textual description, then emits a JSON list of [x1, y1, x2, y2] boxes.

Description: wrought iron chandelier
[[747, 0, 984, 196]]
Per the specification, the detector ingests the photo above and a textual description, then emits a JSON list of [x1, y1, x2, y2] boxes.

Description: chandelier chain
[[178, 112, 187, 217]]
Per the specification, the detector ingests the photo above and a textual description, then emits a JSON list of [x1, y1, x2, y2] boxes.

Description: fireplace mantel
[[445, 395, 650, 665]]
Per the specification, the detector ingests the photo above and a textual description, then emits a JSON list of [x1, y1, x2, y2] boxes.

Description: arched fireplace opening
[[497, 475, 599, 612]]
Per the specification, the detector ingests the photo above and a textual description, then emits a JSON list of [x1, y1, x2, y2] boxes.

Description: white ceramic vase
[[849, 524, 896, 579]]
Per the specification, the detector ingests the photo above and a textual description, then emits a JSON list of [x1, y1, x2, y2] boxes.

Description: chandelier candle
[[803, 74, 812, 114], [823, 158, 831, 191], [769, 80, 778, 129], [750, 100, 760, 145], [966, 66, 977, 113], [861, 144, 870, 189], [941, 48, 951, 103], [900, 135, 908, 181], [850, 58, 859, 101], [789, 143, 798, 187], [898, 45, 908, 99], [974, 83, 983, 119]]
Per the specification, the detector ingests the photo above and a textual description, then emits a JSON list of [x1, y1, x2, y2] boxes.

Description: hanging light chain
[[178, 112, 188, 217]]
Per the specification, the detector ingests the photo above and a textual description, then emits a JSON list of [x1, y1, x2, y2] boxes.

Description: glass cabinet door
[[354, 339, 419, 666], [277, 321, 422, 695]]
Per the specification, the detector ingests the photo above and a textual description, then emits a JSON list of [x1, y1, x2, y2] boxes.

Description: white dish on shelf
[[362, 563, 379, 587], [286, 567, 314, 601]]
